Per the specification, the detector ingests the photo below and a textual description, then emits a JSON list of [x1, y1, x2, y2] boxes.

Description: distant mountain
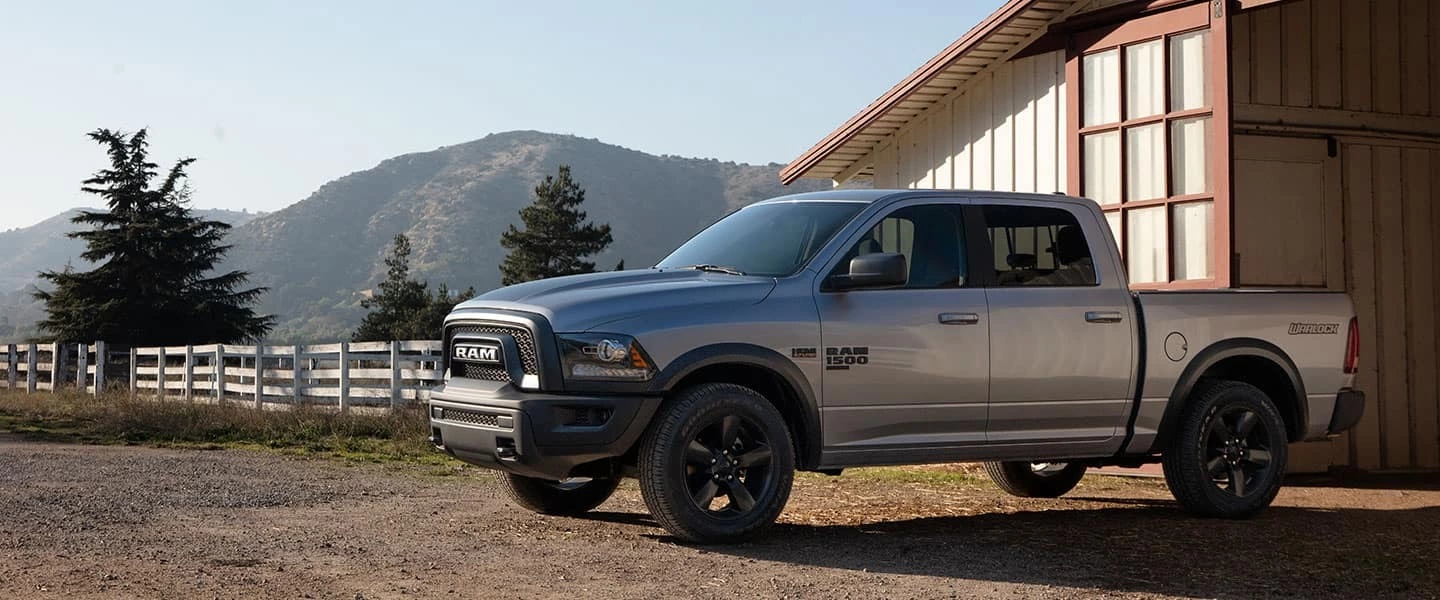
[[2, 131, 829, 342], [0, 208, 260, 292]]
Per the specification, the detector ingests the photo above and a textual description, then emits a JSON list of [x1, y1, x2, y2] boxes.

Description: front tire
[[502, 474, 620, 516], [638, 383, 795, 544], [1162, 379, 1289, 518], [983, 461, 1087, 498]]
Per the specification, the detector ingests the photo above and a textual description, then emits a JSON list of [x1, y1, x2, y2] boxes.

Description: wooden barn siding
[[1232, 0, 1439, 118], [1335, 144, 1440, 471], [1234, 0, 1440, 470], [874, 50, 1067, 193]]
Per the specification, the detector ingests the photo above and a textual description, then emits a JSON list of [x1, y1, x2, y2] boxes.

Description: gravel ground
[[1, 436, 1437, 600]]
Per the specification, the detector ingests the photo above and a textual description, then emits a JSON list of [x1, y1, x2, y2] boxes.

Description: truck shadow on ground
[[603, 501, 1440, 599]]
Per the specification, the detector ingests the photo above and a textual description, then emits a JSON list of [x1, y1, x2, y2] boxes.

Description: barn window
[[1071, 2, 1226, 288]]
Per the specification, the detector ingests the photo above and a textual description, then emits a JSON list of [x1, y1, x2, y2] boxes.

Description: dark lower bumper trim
[[1328, 388, 1366, 435], [428, 383, 660, 480]]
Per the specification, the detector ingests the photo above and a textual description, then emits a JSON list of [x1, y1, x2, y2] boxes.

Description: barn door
[[1233, 135, 1344, 290]]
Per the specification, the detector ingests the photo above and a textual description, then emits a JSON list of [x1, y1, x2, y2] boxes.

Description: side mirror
[[830, 252, 907, 291]]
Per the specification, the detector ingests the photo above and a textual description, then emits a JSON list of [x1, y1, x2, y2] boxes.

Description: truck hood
[[450, 269, 778, 332]]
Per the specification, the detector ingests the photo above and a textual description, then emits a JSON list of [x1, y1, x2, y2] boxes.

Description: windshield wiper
[[676, 264, 746, 276]]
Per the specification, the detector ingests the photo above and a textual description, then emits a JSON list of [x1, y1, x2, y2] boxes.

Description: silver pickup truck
[[429, 189, 1364, 543]]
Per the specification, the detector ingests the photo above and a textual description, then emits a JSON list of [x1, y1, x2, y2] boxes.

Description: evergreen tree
[[33, 129, 273, 345], [614, 259, 625, 271], [353, 234, 475, 341], [499, 165, 613, 285]]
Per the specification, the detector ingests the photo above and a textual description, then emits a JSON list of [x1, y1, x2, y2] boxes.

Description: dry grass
[[0, 389, 444, 464]]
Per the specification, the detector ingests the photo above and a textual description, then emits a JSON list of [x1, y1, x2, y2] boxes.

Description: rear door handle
[[938, 313, 981, 325], [1085, 311, 1124, 324]]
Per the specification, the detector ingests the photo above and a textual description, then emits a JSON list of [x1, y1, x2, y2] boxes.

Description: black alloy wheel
[[683, 414, 777, 516], [1201, 404, 1276, 498]]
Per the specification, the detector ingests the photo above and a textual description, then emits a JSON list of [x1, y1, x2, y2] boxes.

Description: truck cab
[[429, 189, 1364, 543]]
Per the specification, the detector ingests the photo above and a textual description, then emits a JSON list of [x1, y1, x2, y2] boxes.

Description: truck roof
[[755, 189, 1098, 208]]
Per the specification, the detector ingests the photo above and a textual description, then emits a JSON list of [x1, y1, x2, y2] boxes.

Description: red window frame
[[1065, 1, 1233, 290]]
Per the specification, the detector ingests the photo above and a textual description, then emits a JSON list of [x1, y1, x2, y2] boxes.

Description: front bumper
[[1327, 388, 1366, 435], [428, 378, 661, 480]]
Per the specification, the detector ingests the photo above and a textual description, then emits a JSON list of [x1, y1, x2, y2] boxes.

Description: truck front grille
[[446, 322, 540, 381], [439, 407, 504, 428], [461, 364, 510, 382]]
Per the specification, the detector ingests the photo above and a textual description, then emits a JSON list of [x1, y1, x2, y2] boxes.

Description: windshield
[[656, 202, 866, 277]]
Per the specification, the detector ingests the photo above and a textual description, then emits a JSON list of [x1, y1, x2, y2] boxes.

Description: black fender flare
[[1151, 338, 1308, 452], [648, 343, 822, 469]]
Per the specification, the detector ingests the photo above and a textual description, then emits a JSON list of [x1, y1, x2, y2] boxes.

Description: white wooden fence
[[0, 341, 444, 412]]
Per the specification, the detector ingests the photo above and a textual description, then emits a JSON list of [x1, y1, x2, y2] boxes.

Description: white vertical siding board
[[993, 64, 1016, 192], [897, 128, 915, 188], [934, 100, 954, 189], [1035, 51, 1060, 194], [973, 74, 995, 190], [1014, 55, 1038, 194], [954, 92, 973, 189], [1056, 58, 1069, 194]]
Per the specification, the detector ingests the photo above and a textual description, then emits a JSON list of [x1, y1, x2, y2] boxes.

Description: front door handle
[[939, 312, 981, 325], [1085, 311, 1124, 324]]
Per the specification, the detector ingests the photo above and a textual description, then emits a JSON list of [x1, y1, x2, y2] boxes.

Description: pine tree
[[33, 129, 274, 345], [499, 165, 613, 285], [353, 234, 475, 341]]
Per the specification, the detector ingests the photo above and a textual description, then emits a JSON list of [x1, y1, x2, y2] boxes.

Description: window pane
[[1084, 131, 1121, 206], [983, 205, 1096, 287], [1125, 40, 1164, 119], [1126, 123, 1166, 202], [1127, 207, 1168, 283], [1172, 201, 1214, 280], [1170, 30, 1211, 111], [1171, 116, 1211, 195], [1105, 211, 1122, 256], [1083, 49, 1120, 126], [829, 204, 965, 289]]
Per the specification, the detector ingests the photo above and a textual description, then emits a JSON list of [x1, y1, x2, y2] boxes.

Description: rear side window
[[983, 205, 1097, 287]]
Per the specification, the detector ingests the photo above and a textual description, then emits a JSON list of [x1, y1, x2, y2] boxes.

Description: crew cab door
[[977, 201, 1136, 454], [815, 200, 990, 458]]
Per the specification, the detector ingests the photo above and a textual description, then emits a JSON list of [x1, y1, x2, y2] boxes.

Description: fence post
[[51, 342, 64, 393], [390, 342, 402, 411], [156, 346, 167, 399], [335, 342, 349, 413], [129, 347, 138, 395], [183, 345, 194, 401], [94, 342, 106, 395], [214, 345, 225, 401], [291, 345, 302, 404], [254, 342, 264, 409], [5, 344, 15, 390], [75, 343, 88, 392], [27, 344, 38, 393]]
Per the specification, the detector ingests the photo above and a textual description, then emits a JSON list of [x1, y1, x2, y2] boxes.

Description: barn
[[782, 0, 1440, 472]]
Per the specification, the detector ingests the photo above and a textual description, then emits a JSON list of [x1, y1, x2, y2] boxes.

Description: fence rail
[[1, 340, 444, 412]]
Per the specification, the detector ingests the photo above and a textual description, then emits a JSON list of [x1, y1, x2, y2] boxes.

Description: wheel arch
[[1153, 338, 1308, 451], [651, 344, 822, 470]]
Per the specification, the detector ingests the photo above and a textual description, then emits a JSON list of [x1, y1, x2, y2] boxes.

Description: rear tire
[[502, 474, 620, 516], [1162, 379, 1288, 518], [983, 461, 1087, 498], [638, 383, 795, 544]]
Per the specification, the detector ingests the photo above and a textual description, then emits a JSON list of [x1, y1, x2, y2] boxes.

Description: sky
[[0, 0, 1003, 231]]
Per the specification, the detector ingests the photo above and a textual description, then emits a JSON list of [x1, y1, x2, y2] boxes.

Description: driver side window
[[829, 204, 967, 289]]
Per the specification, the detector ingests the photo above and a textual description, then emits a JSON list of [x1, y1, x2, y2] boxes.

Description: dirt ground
[[1, 436, 1437, 599]]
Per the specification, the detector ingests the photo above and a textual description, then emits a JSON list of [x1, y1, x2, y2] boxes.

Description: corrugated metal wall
[[873, 50, 1068, 194], [1234, 0, 1440, 471]]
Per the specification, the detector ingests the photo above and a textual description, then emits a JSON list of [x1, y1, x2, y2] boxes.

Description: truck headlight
[[556, 333, 655, 381]]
